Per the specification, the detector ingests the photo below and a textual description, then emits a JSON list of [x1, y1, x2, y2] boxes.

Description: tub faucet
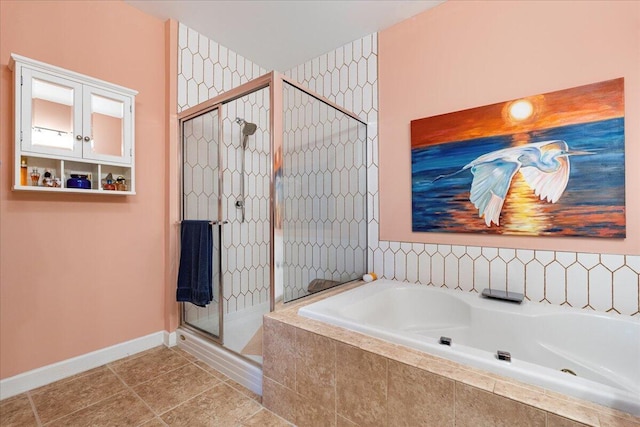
[[481, 288, 524, 304]]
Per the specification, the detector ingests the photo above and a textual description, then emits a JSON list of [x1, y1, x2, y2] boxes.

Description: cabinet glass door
[[83, 87, 132, 164], [22, 69, 83, 158]]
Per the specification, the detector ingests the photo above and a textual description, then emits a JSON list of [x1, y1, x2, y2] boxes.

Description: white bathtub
[[298, 280, 640, 415]]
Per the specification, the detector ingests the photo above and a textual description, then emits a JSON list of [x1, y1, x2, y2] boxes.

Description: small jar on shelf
[[115, 176, 127, 191], [30, 168, 40, 186]]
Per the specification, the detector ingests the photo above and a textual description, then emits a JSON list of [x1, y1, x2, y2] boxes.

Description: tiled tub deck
[[262, 282, 640, 427]]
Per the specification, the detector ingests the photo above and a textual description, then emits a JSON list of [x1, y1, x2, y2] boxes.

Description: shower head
[[236, 117, 257, 136], [236, 117, 258, 149], [242, 122, 257, 136]]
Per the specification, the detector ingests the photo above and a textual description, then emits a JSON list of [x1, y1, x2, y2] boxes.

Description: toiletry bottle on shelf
[[20, 159, 28, 186], [115, 176, 127, 191], [103, 178, 115, 191], [363, 272, 378, 282], [43, 169, 53, 187], [30, 168, 40, 186]]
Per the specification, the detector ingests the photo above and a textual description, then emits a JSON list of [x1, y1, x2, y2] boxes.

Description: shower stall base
[[223, 301, 269, 364], [187, 302, 269, 364], [177, 327, 263, 396]]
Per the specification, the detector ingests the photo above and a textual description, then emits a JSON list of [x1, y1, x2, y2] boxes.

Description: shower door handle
[[211, 220, 229, 225]]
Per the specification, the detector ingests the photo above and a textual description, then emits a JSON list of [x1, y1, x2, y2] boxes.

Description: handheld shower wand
[[234, 117, 257, 223]]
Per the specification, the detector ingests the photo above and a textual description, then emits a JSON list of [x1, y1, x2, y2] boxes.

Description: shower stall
[[177, 72, 367, 387]]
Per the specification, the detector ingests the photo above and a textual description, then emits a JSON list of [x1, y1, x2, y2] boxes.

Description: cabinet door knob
[[84, 136, 91, 142], [76, 135, 83, 140]]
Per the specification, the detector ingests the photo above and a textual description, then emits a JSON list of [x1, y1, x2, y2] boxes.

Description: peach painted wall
[[378, 0, 640, 255], [0, 1, 166, 378]]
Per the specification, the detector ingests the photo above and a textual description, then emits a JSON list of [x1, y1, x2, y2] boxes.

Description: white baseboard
[[164, 331, 177, 347], [177, 328, 262, 396], [0, 330, 169, 400]]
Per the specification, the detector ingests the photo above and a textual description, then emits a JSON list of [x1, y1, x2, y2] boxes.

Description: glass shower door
[[280, 81, 368, 302], [181, 108, 223, 342], [219, 88, 271, 364]]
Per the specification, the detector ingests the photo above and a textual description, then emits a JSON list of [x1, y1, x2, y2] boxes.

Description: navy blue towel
[[177, 220, 213, 307]]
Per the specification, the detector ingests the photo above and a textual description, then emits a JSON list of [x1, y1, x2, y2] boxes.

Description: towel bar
[[176, 220, 229, 225]]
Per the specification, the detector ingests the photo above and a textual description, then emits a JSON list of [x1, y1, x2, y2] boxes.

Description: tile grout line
[[25, 347, 174, 426], [106, 363, 159, 424], [240, 405, 267, 424], [26, 391, 43, 427], [453, 379, 456, 426], [107, 350, 226, 421], [29, 366, 135, 426], [38, 390, 130, 426], [155, 381, 223, 419], [221, 377, 261, 402], [133, 351, 254, 419], [114, 350, 193, 389]]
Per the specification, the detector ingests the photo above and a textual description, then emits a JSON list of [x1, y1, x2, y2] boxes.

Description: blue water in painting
[[411, 118, 626, 237]]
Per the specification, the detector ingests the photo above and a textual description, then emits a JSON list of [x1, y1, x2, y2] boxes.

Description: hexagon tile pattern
[[182, 110, 222, 327], [286, 32, 638, 317], [281, 83, 368, 301], [220, 91, 271, 313], [178, 23, 267, 112], [285, 34, 377, 302], [179, 24, 270, 315]]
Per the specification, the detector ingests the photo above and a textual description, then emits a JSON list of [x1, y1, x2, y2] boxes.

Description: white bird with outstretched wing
[[435, 140, 592, 227]]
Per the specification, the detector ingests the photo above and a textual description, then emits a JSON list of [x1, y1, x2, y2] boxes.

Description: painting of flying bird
[[411, 78, 625, 238]]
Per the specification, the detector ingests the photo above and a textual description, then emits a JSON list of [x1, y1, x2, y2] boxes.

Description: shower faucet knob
[[235, 200, 244, 208]]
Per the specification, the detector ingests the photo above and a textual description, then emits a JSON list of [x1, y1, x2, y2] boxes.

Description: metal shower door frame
[[178, 103, 225, 345], [176, 71, 367, 346], [177, 73, 273, 346]]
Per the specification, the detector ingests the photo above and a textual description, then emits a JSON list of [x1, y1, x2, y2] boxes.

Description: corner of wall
[[165, 18, 180, 334]]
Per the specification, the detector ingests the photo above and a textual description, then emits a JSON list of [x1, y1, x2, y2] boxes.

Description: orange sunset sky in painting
[[411, 78, 625, 148]]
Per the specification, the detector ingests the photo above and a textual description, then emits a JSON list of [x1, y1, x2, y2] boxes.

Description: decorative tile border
[[371, 244, 640, 316]]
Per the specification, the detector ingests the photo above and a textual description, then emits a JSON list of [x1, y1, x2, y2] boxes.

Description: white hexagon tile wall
[[179, 23, 270, 316], [178, 22, 639, 317], [281, 83, 368, 301]]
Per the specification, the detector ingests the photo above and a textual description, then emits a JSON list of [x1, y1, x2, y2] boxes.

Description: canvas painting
[[411, 78, 625, 237]]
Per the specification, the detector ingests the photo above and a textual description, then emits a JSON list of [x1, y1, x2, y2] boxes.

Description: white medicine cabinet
[[9, 54, 137, 194]]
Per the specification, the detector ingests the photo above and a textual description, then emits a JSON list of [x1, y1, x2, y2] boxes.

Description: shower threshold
[[177, 327, 263, 396]]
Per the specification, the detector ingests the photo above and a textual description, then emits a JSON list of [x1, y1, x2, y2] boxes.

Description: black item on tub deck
[[481, 288, 524, 303]]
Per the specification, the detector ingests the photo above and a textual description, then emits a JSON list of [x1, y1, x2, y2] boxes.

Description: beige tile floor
[[0, 346, 293, 427]]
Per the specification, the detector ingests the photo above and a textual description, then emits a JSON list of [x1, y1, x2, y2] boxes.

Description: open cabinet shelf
[[9, 53, 137, 196]]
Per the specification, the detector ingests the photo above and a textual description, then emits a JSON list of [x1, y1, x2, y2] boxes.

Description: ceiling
[[125, 0, 444, 72]]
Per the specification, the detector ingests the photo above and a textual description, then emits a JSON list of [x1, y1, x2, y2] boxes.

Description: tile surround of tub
[[284, 32, 639, 318], [372, 245, 640, 316], [262, 294, 640, 427]]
